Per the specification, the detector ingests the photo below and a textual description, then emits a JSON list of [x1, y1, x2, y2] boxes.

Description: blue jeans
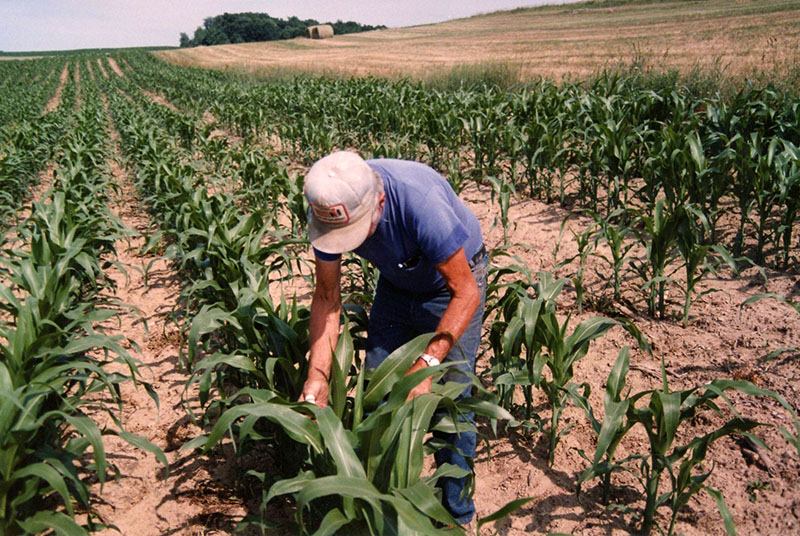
[[365, 255, 487, 525]]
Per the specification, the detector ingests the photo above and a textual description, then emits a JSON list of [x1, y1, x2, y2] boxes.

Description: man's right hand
[[300, 378, 329, 408]]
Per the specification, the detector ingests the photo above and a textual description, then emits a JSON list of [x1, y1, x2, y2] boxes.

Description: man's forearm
[[308, 295, 341, 380], [422, 248, 481, 362], [426, 286, 480, 359], [404, 285, 479, 400]]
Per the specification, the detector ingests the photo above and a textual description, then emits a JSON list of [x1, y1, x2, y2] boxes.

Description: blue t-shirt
[[314, 159, 483, 293]]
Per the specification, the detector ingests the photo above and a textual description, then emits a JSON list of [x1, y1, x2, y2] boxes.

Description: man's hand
[[405, 357, 434, 401], [301, 377, 329, 408]]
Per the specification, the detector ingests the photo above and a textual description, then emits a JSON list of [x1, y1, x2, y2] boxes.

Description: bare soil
[[107, 56, 125, 77], [83, 10, 800, 531], [97, 58, 109, 79], [89, 167, 799, 535], [44, 63, 69, 113]]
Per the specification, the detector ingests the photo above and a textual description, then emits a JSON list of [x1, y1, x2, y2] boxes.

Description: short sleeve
[[413, 185, 468, 265], [313, 247, 342, 262]]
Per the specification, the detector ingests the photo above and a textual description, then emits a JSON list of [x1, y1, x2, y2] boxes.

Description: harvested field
[[159, 0, 800, 81]]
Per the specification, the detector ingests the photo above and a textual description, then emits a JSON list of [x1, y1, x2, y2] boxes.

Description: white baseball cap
[[304, 151, 380, 254]]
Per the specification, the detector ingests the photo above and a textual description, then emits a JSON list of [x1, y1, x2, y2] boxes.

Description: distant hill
[[179, 12, 385, 47], [160, 0, 800, 84]]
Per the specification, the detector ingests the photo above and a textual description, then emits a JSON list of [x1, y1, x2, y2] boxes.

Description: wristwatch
[[419, 353, 441, 367]]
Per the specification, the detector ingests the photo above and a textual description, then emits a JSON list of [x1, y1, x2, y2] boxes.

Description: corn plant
[[444, 151, 467, 195], [645, 126, 729, 242], [192, 334, 514, 535], [463, 97, 505, 178], [186, 276, 312, 409], [773, 140, 800, 269], [507, 83, 572, 203], [487, 264, 560, 420], [566, 216, 599, 314], [570, 347, 636, 505], [487, 175, 517, 246], [629, 199, 682, 319], [542, 316, 623, 464], [491, 271, 646, 464], [730, 133, 781, 263], [674, 204, 741, 327], [576, 354, 799, 535], [340, 253, 380, 308], [592, 209, 636, 302], [574, 92, 648, 216]]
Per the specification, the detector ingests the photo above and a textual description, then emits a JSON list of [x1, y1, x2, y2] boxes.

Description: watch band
[[419, 353, 441, 367]]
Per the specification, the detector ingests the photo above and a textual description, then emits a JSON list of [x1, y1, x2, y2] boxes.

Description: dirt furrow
[[97, 58, 109, 79], [90, 97, 255, 536], [107, 56, 125, 77], [44, 61, 69, 113]]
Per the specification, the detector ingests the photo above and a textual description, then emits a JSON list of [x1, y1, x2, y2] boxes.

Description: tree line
[[179, 12, 386, 47]]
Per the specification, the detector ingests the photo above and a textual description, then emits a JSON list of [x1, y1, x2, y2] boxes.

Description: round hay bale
[[305, 24, 334, 39]]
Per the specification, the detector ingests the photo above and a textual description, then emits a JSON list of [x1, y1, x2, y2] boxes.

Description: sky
[[0, 0, 584, 52]]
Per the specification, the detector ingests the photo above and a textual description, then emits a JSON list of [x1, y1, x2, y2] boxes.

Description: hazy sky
[[0, 0, 583, 52]]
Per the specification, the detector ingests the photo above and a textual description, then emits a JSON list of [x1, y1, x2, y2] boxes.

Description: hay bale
[[304, 24, 334, 39]]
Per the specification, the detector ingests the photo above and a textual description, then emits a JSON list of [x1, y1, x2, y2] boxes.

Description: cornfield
[[0, 48, 798, 536]]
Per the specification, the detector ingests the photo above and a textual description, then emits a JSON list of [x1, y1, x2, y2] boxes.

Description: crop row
[[96, 52, 799, 535], [112, 51, 799, 326], [0, 59, 78, 226], [0, 57, 66, 127], [0, 58, 164, 535]]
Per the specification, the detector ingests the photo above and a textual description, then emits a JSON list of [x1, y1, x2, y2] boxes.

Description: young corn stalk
[[193, 334, 516, 535], [577, 353, 799, 535], [488, 269, 563, 420], [532, 311, 623, 466], [730, 133, 781, 264], [487, 175, 517, 246], [630, 199, 682, 319], [592, 209, 636, 303], [566, 215, 599, 314], [491, 271, 648, 464], [773, 140, 800, 269], [570, 347, 637, 505], [675, 204, 740, 327]]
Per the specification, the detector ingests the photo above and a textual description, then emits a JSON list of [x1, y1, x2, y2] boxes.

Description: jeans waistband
[[468, 243, 487, 268]]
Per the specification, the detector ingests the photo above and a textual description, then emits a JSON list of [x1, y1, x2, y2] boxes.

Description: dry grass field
[[158, 0, 800, 82]]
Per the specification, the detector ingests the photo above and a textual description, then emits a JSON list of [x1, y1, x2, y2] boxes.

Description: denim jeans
[[365, 254, 488, 525]]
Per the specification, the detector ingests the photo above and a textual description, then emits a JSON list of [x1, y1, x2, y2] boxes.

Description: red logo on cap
[[311, 202, 350, 225]]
